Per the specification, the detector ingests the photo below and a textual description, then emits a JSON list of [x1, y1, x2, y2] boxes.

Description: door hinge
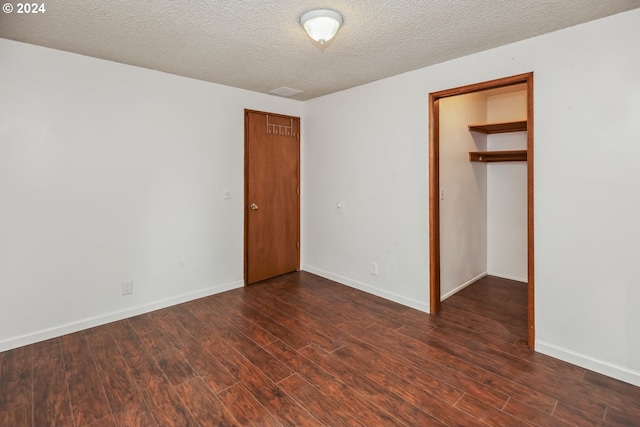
[[297, 186, 300, 195], [296, 241, 300, 249]]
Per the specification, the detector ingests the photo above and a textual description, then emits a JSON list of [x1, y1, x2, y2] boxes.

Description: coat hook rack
[[266, 115, 297, 138]]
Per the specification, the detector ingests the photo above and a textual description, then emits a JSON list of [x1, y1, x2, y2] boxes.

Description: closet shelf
[[469, 150, 527, 162], [468, 120, 527, 134]]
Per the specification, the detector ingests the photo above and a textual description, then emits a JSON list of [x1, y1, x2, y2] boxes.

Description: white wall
[[302, 76, 431, 311], [302, 9, 640, 386], [486, 90, 528, 281], [439, 93, 487, 299], [0, 39, 302, 351]]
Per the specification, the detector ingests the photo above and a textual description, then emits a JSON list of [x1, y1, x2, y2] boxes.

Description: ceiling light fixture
[[300, 9, 343, 45]]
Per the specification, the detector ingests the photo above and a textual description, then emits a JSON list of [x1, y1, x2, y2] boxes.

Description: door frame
[[428, 72, 535, 349], [244, 109, 301, 284]]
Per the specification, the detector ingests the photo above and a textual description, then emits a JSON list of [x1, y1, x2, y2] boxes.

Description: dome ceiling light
[[300, 9, 343, 45]]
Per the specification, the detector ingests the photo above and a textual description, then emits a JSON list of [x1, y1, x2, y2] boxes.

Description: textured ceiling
[[1, 0, 638, 100]]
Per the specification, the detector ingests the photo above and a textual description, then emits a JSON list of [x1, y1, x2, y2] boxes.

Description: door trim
[[428, 72, 535, 349], [244, 109, 301, 284]]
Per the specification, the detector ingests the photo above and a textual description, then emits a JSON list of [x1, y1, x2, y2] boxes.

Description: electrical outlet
[[370, 262, 378, 275], [122, 281, 133, 295]]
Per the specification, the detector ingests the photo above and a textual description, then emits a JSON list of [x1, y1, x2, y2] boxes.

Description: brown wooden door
[[245, 110, 300, 284]]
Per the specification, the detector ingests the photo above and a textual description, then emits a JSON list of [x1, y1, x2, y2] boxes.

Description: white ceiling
[[1, 1, 638, 100]]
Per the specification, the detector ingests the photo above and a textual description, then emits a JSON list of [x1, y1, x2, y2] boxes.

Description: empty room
[[1, 1, 639, 426]]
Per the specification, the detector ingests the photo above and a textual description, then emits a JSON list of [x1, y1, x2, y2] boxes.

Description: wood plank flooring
[[1, 272, 639, 426]]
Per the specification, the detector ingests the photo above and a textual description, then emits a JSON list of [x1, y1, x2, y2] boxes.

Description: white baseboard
[[486, 272, 527, 283], [536, 340, 640, 387], [441, 272, 488, 301], [0, 280, 244, 352], [302, 265, 430, 313]]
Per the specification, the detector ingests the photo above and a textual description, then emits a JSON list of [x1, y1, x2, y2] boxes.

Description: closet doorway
[[428, 73, 535, 349]]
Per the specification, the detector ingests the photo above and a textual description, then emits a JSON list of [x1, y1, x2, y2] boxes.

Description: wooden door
[[245, 110, 300, 284]]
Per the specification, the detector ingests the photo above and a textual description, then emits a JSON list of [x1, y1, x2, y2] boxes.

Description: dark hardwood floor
[[1, 272, 639, 426]]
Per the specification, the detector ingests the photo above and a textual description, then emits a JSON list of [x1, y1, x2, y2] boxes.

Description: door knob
[[250, 203, 259, 210]]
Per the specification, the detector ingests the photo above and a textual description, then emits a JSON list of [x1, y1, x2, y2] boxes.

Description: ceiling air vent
[[269, 87, 303, 97]]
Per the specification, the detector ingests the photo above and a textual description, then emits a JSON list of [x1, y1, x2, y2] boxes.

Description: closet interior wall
[[439, 86, 527, 300], [486, 88, 527, 282]]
